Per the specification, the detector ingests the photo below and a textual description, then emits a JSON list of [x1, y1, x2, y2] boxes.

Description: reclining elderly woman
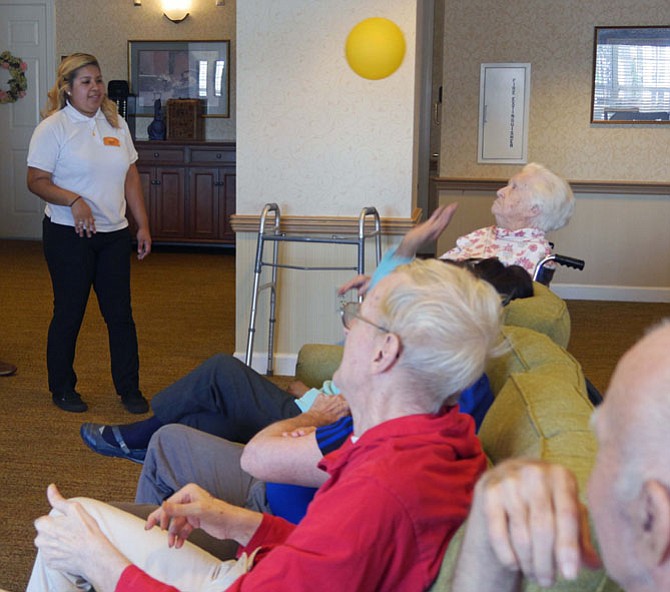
[[29, 259, 503, 592], [440, 162, 574, 275]]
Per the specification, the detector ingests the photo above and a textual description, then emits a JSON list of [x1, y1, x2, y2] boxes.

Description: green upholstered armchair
[[429, 325, 621, 592], [503, 281, 571, 349]]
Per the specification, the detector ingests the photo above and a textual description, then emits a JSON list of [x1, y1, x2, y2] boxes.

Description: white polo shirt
[[27, 103, 138, 232]]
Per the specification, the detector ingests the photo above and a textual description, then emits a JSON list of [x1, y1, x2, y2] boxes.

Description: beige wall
[[54, 0, 236, 140], [440, 0, 670, 181], [437, 0, 670, 302], [236, 1, 416, 218]]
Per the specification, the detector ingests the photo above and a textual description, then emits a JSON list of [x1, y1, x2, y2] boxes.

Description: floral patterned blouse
[[439, 226, 552, 276]]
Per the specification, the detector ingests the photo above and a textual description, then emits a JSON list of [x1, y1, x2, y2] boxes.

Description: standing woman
[[27, 53, 151, 414]]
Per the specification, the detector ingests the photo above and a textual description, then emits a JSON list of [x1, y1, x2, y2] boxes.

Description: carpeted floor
[[0, 239, 238, 591], [0, 238, 668, 590], [565, 299, 670, 395]]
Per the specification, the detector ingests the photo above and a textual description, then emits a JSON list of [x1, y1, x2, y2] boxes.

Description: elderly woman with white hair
[[29, 259, 503, 592], [439, 162, 575, 275]]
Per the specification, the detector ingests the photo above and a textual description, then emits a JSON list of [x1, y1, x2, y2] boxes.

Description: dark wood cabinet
[[132, 141, 236, 246]]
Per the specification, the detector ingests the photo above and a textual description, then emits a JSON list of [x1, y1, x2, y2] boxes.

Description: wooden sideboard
[[132, 141, 236, 246]]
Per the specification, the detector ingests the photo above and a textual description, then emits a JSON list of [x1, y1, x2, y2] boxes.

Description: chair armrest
[[295, 344, 343, 388]]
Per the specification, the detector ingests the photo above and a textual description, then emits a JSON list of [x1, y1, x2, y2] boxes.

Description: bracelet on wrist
[[70, 195, 83, 207]]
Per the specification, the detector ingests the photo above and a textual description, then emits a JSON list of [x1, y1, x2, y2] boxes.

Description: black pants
[[151, 354, 302, 444], [42, 217, 140, 398]]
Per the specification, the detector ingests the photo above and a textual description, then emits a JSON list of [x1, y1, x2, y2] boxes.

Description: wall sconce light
[[133, 1, 223, 20], [162, 0, 191, 23]]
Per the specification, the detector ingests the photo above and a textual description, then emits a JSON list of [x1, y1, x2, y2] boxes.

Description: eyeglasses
[[339, 301, 389, 333]]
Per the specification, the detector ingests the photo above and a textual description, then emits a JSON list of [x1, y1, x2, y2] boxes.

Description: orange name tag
[[103, 137, 120, 147]]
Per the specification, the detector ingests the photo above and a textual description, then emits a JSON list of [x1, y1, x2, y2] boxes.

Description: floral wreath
[[0, 50, 28, 104]]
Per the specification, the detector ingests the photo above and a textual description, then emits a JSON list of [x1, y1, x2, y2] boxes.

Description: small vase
[[147, 98, 166, 141]]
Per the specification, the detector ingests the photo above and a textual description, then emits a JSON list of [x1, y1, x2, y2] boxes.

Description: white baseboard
[[233, 351, 299, 376], [552, 283, 670, 303]]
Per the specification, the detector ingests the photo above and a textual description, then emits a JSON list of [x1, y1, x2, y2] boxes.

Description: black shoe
[[52, 391, 88, 413], [121, 392, 149, 414]]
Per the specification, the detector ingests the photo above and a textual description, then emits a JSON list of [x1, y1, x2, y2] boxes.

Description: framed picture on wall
[[591, 26, 670, 123], [128, 40, 230, 118]]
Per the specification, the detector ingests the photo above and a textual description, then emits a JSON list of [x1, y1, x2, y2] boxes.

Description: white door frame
[[0, 0, 55, 239]]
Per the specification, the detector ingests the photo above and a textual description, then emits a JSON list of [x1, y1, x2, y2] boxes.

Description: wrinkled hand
[[136, 227, 152, 260], [146, 483, 262, 548], [305, 393, 350, 425], [72, 198, 96, 238], [396, 203, 458, 258], [338, 274, 372, 298], [33, 484, 129, 586], [472, 459, 601, 587]]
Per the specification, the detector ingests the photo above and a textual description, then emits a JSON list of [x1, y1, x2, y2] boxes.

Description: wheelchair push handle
[[532, 253, 585, 284], [552, 255, 585, 271]]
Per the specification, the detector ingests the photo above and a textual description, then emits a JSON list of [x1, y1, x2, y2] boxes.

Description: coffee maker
[[107, 80, 129, 118]]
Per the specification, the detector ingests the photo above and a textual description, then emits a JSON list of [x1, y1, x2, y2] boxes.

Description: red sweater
[[116, 407, 486, 592]]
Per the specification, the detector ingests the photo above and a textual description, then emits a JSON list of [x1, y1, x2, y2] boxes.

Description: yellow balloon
[[345, 17, 406, 80]]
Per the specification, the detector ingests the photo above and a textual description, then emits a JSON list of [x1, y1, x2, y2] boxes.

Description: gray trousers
[[150, 354, 302, 444], [117, 424, 272, 560]]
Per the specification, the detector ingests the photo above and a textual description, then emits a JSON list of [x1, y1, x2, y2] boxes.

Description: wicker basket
[[166, 99, 205, 140]]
